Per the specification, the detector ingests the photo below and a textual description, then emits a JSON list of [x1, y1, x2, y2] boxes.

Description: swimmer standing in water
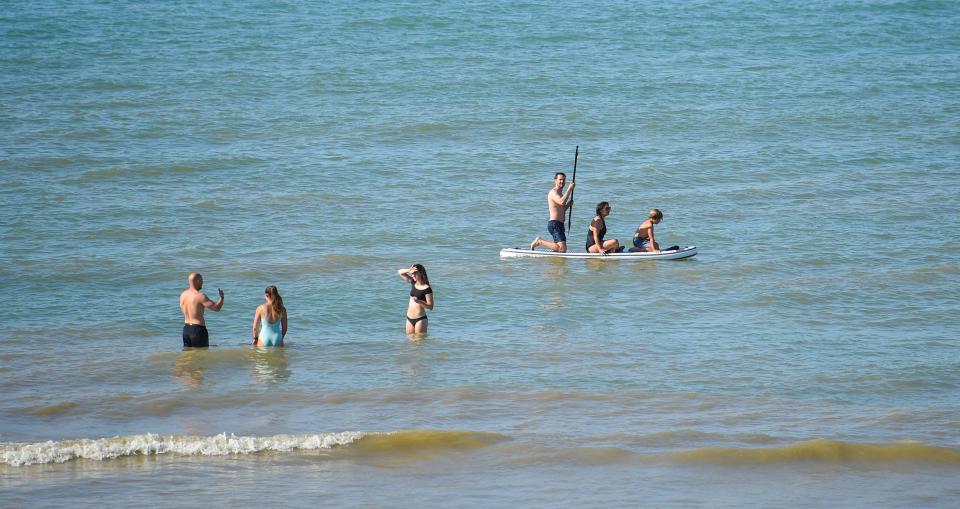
[[252, 285, 288, 346], [397, 264, 433, 335], [179, 272, 224, 348]]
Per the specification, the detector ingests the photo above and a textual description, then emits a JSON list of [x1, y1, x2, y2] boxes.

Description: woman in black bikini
[[397, 263, 433, 335]]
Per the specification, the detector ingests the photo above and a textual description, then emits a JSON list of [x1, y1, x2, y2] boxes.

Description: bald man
[[179, 272, 224, 347]]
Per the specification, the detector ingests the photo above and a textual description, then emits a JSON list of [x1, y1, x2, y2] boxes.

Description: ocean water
[[2, 0, 959, 507]]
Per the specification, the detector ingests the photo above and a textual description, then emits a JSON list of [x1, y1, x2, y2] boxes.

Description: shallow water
[[2, 0, 959, 507]]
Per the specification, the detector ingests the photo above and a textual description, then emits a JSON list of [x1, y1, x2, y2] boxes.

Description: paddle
[[565, 145, 578, 234]]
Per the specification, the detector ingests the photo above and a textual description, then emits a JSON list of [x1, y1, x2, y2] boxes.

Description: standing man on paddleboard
[[530, 172, 575, 252], [179, 272, 224, 348]]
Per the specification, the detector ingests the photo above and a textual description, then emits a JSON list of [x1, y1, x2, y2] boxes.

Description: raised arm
[[203, 288, 224, 312], [398, 267, 414, 283]]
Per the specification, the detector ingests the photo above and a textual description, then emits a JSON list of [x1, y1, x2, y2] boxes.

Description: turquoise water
[[2, 0, 960, 507]]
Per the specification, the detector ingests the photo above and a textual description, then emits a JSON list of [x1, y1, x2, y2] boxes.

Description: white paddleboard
[[500, 245, 698, 260]]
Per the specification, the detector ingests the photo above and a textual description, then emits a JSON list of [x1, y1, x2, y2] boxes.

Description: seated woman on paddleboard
[[629, 209, 662, 253], [252, 285, 287, 346], [398, 264, 433, 335], [586, 201, 621, 254]]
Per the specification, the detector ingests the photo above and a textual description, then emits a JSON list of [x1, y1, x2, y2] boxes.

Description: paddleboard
[[500, 245, 698, 260]]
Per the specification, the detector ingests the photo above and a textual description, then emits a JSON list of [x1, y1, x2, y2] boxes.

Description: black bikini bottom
[[406, 315, 428, 327]]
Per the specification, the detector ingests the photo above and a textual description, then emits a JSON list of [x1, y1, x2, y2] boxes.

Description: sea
[[1, 0, 959, 507]]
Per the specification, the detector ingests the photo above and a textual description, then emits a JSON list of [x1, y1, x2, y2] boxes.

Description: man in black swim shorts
[[530, 171, 575, 252], [182, 323, 209, 348], [178, 272, 224, 348], [547, 219, 567, 244]]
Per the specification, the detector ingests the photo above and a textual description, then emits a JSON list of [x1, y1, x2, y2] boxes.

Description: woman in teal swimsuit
[[398, 264, 433, 336], [252, 285, 288, 346]]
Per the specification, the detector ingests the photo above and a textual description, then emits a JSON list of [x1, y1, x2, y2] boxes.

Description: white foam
[[0, 431, 367, 467]]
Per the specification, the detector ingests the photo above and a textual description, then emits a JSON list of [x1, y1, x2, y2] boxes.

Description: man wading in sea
[[179, 272, 224, 348], [529, 172, 575, 252]]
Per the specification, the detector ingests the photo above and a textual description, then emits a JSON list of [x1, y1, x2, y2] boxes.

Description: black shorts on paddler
[[182, 324, 209, 348], [547, 220, 567, 243]]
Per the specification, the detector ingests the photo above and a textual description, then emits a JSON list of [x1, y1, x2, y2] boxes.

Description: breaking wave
[[1, 430, 506, 467], [5, 434, 957, 468]]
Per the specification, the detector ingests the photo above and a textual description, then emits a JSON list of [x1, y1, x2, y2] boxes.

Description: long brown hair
[[265, 285, 286, 320], [413, 264, 430, 287]]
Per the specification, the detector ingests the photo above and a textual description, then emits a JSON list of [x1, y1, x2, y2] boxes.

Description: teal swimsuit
[[258, 314, 283, 346]]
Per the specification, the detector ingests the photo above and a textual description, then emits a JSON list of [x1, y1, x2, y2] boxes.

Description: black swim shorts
[[182, 324, 210, 348], [547, 220, 567, 243]]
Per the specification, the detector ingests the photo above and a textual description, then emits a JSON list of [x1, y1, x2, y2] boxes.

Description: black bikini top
[[410, 284, 432, 301]]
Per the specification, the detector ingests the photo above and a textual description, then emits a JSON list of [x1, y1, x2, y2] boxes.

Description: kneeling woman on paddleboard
[[586, 201, 620, 255], [398, 264, 433, 335]]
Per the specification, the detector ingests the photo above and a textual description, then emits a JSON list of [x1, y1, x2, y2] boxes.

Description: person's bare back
[[179, 272, 224, 347], [180, 288, 215, 325]]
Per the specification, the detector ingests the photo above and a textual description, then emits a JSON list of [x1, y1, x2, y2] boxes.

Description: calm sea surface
[[2, 0, 959, 507]]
